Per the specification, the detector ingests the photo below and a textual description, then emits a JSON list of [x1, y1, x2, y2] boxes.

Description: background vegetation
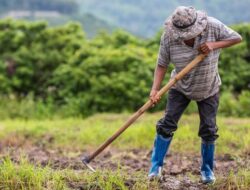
[[0, 19, 249, 119]]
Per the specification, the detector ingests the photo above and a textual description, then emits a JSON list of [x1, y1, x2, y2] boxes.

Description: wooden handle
[[157, 54, 206, 97], [85, 54, 206, 163]]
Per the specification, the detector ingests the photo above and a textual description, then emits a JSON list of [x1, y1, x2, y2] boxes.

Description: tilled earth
[[1, 144, 250, 190]]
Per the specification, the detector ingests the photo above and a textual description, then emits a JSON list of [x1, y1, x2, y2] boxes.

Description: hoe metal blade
[[82, 156, 96, 172]]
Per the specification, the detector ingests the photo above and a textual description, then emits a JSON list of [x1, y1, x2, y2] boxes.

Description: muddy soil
[[1, 145, 250, 190]]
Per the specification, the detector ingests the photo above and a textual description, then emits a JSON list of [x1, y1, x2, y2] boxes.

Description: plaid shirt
[[157, 17, 241, 101]]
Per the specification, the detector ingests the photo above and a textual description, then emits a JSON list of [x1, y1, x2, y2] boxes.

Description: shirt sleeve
[[157, 32, 170, 68], [214, 19, 242, 41]]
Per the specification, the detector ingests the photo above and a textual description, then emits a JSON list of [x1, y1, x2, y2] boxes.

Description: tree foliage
[[0, 19, 249, 116]]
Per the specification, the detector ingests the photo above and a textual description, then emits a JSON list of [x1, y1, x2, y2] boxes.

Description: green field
[[0, 113, 249, 189]]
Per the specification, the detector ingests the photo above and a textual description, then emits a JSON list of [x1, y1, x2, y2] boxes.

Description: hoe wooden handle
[[84, 54, 206, 163]]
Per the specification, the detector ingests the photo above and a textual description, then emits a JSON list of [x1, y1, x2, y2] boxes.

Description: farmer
[[148, 6, 242, 183]]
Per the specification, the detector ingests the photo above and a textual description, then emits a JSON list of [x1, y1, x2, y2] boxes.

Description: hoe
[[82, 54, 206, 172]]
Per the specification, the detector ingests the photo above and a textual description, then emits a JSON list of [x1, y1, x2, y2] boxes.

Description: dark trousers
[[156, 89, 219, 143]]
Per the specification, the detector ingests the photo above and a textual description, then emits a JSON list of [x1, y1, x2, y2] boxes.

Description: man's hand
[[150, 89, 160, 106], [199, 42, 215, 54], [199, 38, 242, 54]]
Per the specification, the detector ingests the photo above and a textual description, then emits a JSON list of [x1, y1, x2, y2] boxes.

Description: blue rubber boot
[[148, 134, 172, 180], [201, 143, 216, 184]]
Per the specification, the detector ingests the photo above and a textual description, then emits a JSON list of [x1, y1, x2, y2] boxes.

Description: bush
[[218, 90, 250, 117], [218, 91, 239, 116], [238, 90, 250, 117], [0, 19, 249, 118], [0, 94, 56, 119]]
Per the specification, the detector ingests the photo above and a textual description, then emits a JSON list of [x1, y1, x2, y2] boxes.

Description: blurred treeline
[[0, 0, 77, 14], [0, 0, 114, 38], [78, 0, 250, 37], [1, 0, 250, 38], [0, 19, 249, 119]]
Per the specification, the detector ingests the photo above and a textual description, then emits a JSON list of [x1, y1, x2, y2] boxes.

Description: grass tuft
[[0, 157, 67, 190], [213, 170, 250, 190]]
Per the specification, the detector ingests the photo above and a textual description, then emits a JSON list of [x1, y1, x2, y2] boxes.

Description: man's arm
[[200, 19, 242, 54], [150, 32, 170, 104], [150, 65, 167, 104], [200, 38, 242, 54], [152, 65, 168, 90]]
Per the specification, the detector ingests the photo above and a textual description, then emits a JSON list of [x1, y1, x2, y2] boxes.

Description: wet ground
[[1, 144, 249, 190]]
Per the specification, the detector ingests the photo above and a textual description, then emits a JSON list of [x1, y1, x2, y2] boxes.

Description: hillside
[[0, 0, 78, 14], [1, 0, 249, 38], [0, 0, 115, 38], [78, 0, 250, 37]]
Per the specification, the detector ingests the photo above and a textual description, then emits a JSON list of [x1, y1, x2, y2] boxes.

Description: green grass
[[0, 157, 66, 190], [0, 113, 250, 189], [0, 156, 249, 190], [0, 113, 250, 155], [0, 157, 158, 190], [213, 170, 250, 190]]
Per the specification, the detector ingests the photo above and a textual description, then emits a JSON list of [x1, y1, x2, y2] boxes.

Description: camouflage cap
[[165, 6, 208, 40]]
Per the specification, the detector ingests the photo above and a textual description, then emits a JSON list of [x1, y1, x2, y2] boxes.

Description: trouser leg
[[197, 92, 219, 143], [156, 89, 191, 138]]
